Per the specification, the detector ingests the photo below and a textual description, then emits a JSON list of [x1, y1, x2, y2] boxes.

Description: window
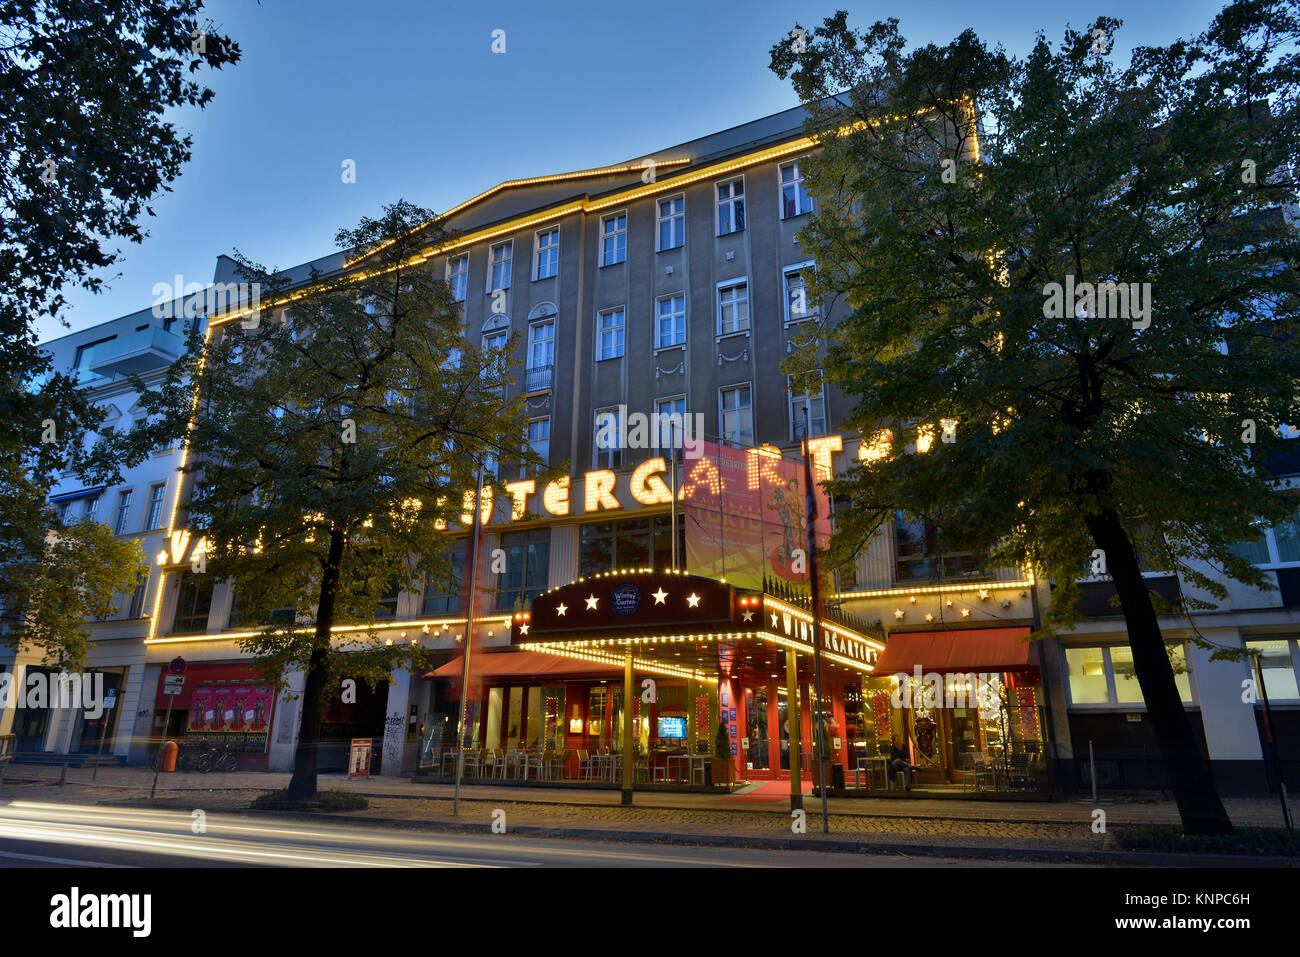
[[580, 516, 684, 576], [127, 571, 148, 618], [784, 265, 817, 323], [717, 281, 750, 335], [171, 571, 214, 634], [788, 373, 826, 440], [496, 529, 550, 611], [144, 483, 167, 530], [597, 307, 625, 360], [1231, 507, 1300, 566], [113, 489, 134, 536], [1066, 644, 1194, 706], [656, 294, 686, 349], [657, 196, 684, 250], [594, 407, 624, 469], [83, 494, 100, 523], [534, 228, 559, 280], [482, 317, 509, 355], [375, 579, 400, 620], [716, 178, 745, 234], [1246, 638, 1300, 700], [894, 513, 988, 583], [447, 255, 469, 302], [526, 320, 554, 393], [527, 418, 550, 468], [601, 213, 627, 266], [422, 549, 465, 616], [654, 396, 686, 451], [488, 242, 512, 292], [780, 161, 813, 218], [73, 336, 116, 379], [719, 385, 753, 448]]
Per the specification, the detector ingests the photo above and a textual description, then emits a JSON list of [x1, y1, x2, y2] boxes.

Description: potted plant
[[711, 721, 734, 787]]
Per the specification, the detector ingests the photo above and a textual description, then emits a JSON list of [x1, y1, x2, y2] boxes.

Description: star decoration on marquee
[[555, 602, 568, 617], [960, 608, 970, 618], [742, 610, 754, 622], [770, 612, 780, 627], [652, 588, 668, 605], [924, 612, 935, 623], [977, 588, 990, 600], [519, 623, 530, 634], [894, 609, 905, 620], [585, 594, 599, 611], [686, 593, 701, 608]]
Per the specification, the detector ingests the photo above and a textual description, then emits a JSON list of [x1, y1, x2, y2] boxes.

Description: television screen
[[657, 716, 687, 739]]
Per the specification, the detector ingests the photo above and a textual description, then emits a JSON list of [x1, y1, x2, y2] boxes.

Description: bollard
[[59, 763, 67, 787]]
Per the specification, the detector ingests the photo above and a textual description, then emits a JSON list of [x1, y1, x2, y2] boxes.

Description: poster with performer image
[[682, 440, 832, 591]]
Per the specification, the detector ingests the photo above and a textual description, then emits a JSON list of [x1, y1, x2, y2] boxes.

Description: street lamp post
[[452, 462, 486, 817], [802, 405, 830, 835]]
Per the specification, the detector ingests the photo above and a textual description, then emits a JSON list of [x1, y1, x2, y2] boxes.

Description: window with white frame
[[716, 178, 745, 234], [488, 242, 512, 292], [593, 407, 625, 469], [597, 307, 625, 360], [780, 160, 813, 218], [783, 265, 817, 324], [717, 280, 749, 335], [1246, 638, 1300, 700], [656, 294, 686, 349], [534, 228, 559, 280], [83, 493, 101, 523], [1064, 644, 1194, 706], [126, 570, 148, 618], [1231, 506, 1300, 567], [113, 489, 134, 536], [601, 213, 627, 266], [719, 385, 753, 448], [527, 320, 554, 369], [654, 396, 686, 451], [527, 418, 550, 469], [482, 315, 509, 354], [144, 483, 167, 530], [447, 254, 469, 302], [788, 373, 827, 440], [657, 196, 684, 250]]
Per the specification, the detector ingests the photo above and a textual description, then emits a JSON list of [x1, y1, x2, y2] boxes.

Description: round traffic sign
[[169, 656, 187, 674]]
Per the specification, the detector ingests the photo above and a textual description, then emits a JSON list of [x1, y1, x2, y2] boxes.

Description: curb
[[103, 798, 1298, 868]]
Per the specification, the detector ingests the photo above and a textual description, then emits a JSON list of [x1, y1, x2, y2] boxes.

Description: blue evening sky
[[43, 0, 1226, 341]]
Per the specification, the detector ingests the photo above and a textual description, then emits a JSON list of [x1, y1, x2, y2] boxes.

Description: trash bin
[[159, 739, 178, 772], [831, 763, 845, 790]]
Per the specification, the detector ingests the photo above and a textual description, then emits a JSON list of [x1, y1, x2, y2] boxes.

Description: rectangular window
[[594, 407, 624, 469], [788, 373, 827, 440], [1066, 644, 1194, 706], [656, 294, 686, 349], [144, 483, 167, 530], [597, 307, 625, 360], [422, 549, 465, 616], [113, 489, 134, 536], [717, 281, 750, 335], [716, 178, 745, 234], [447, 254, 469, 302], [496, 529, 550, 611], [127, 571, 148, 618], [534, 228, 559, 280], [83, 494, 100, 523], [73, 336, 116, 379], [580, 516, 683, 577], [780, 160, 813, 218], [601, 213, 627, 266], [526, 320, 554, 393], [894, 513, 988, 583], [1246, 638, 1300, 700], [488, 242, 512, 292], [654, 396, 686, 451], [375, 579, 400, 620], [657, 196, 684, 251], [784, 265, 816, 323], [171, 571, 214, 634], [719, 385, 753, 448], [482, 326, 508, 355], [1231, 507, 1300, 566], [527, 417, 550, 467]]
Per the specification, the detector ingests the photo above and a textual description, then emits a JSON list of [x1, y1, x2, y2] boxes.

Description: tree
[[0, 1, 238, 659], [136, 201, 542, 800], [770, 4, 1300, 834]]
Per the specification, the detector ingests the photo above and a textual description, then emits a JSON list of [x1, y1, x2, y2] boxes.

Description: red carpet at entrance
[[724, 781, 812, 802]]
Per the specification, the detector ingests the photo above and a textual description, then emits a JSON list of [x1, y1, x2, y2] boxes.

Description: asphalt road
[[0, 800, 1051, 868]]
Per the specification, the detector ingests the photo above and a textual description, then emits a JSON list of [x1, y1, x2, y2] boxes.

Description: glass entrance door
[[745, 687, 769, 770]]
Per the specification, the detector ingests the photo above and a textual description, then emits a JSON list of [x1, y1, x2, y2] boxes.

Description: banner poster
[[682, 440, 832, 591], [186, 684, 275, 753]]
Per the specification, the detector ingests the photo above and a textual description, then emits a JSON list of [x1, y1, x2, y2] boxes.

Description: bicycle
[[198, 742, 240, 773]]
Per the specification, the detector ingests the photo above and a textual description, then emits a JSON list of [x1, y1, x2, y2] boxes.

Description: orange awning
[[873, 627, 1034, 675], [427, 651, 621, 680]]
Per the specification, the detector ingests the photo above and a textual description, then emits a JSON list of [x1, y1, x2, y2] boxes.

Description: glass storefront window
[[1246, 639, 1300, 700], [1111, 645, 1192, 704], [1066, 648, 1109, 704]]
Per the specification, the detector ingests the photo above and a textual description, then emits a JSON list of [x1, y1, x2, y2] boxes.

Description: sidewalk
[[2, 763, 1294, 862]]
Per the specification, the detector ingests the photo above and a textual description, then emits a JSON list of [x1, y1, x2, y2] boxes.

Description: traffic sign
[[169, 656, 187, 674], [163, 674, 186, 696]]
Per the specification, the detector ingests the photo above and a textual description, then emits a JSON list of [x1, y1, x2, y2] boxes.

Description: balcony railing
[[87, 327, 183, 379], [525, 364, 553, 394]]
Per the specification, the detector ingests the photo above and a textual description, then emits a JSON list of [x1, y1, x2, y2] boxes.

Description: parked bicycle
[[198, 742, 240, 773]]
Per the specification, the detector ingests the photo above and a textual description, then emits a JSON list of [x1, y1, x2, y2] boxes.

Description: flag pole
[[452, 462, 485, 817]]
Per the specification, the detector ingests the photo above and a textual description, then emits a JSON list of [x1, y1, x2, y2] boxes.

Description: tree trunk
[[1085, 508, 1233, 834], [286, 526, 346, 802]]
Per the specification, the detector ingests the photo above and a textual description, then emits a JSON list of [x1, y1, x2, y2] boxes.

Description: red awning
[[873, 627, 1034, 675], [427, 651, 622, 680]]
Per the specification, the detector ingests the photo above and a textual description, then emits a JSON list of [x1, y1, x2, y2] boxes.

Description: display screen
[[657, 716, 687, 739]]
